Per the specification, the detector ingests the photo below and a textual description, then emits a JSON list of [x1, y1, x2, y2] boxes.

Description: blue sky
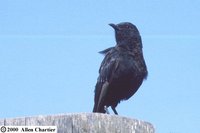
[[0, 0, 200, 133]]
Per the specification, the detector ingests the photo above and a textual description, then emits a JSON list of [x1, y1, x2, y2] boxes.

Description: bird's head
[[109, 22, 141, 46]]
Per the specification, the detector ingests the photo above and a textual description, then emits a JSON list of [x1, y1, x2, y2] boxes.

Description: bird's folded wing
[[94, 55, 118, 112]]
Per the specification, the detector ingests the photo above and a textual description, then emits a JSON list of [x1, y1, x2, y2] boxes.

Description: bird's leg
[[111, 106, 118, 115], [104, 106, 109, 114]]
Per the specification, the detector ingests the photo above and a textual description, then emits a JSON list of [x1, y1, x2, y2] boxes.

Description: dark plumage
[[93, 22, 148, 115]]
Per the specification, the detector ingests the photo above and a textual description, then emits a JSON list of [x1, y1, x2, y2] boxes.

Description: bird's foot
[[104, 106, 109, 114], [111, 106, 118, 115]]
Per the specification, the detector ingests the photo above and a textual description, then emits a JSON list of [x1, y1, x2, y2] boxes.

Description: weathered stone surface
[[0, 113, 155, 133], [0, 119, 4, 126], [26, 114, 73, 133], [5, 117, 25, 126]]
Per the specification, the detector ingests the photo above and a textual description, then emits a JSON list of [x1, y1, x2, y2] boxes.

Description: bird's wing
[[98, 47, 114, 55], [93, 51, 119, 112]]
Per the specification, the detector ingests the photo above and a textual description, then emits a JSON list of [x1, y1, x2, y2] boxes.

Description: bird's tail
[[93, 104, 106, 113], [93, 82, 109, 113]]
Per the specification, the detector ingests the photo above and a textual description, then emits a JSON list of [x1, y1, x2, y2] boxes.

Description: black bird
[[93, 22, 148, 115]]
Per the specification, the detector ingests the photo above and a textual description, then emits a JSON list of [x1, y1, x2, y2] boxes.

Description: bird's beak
[[109, 23, 119, 31]]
